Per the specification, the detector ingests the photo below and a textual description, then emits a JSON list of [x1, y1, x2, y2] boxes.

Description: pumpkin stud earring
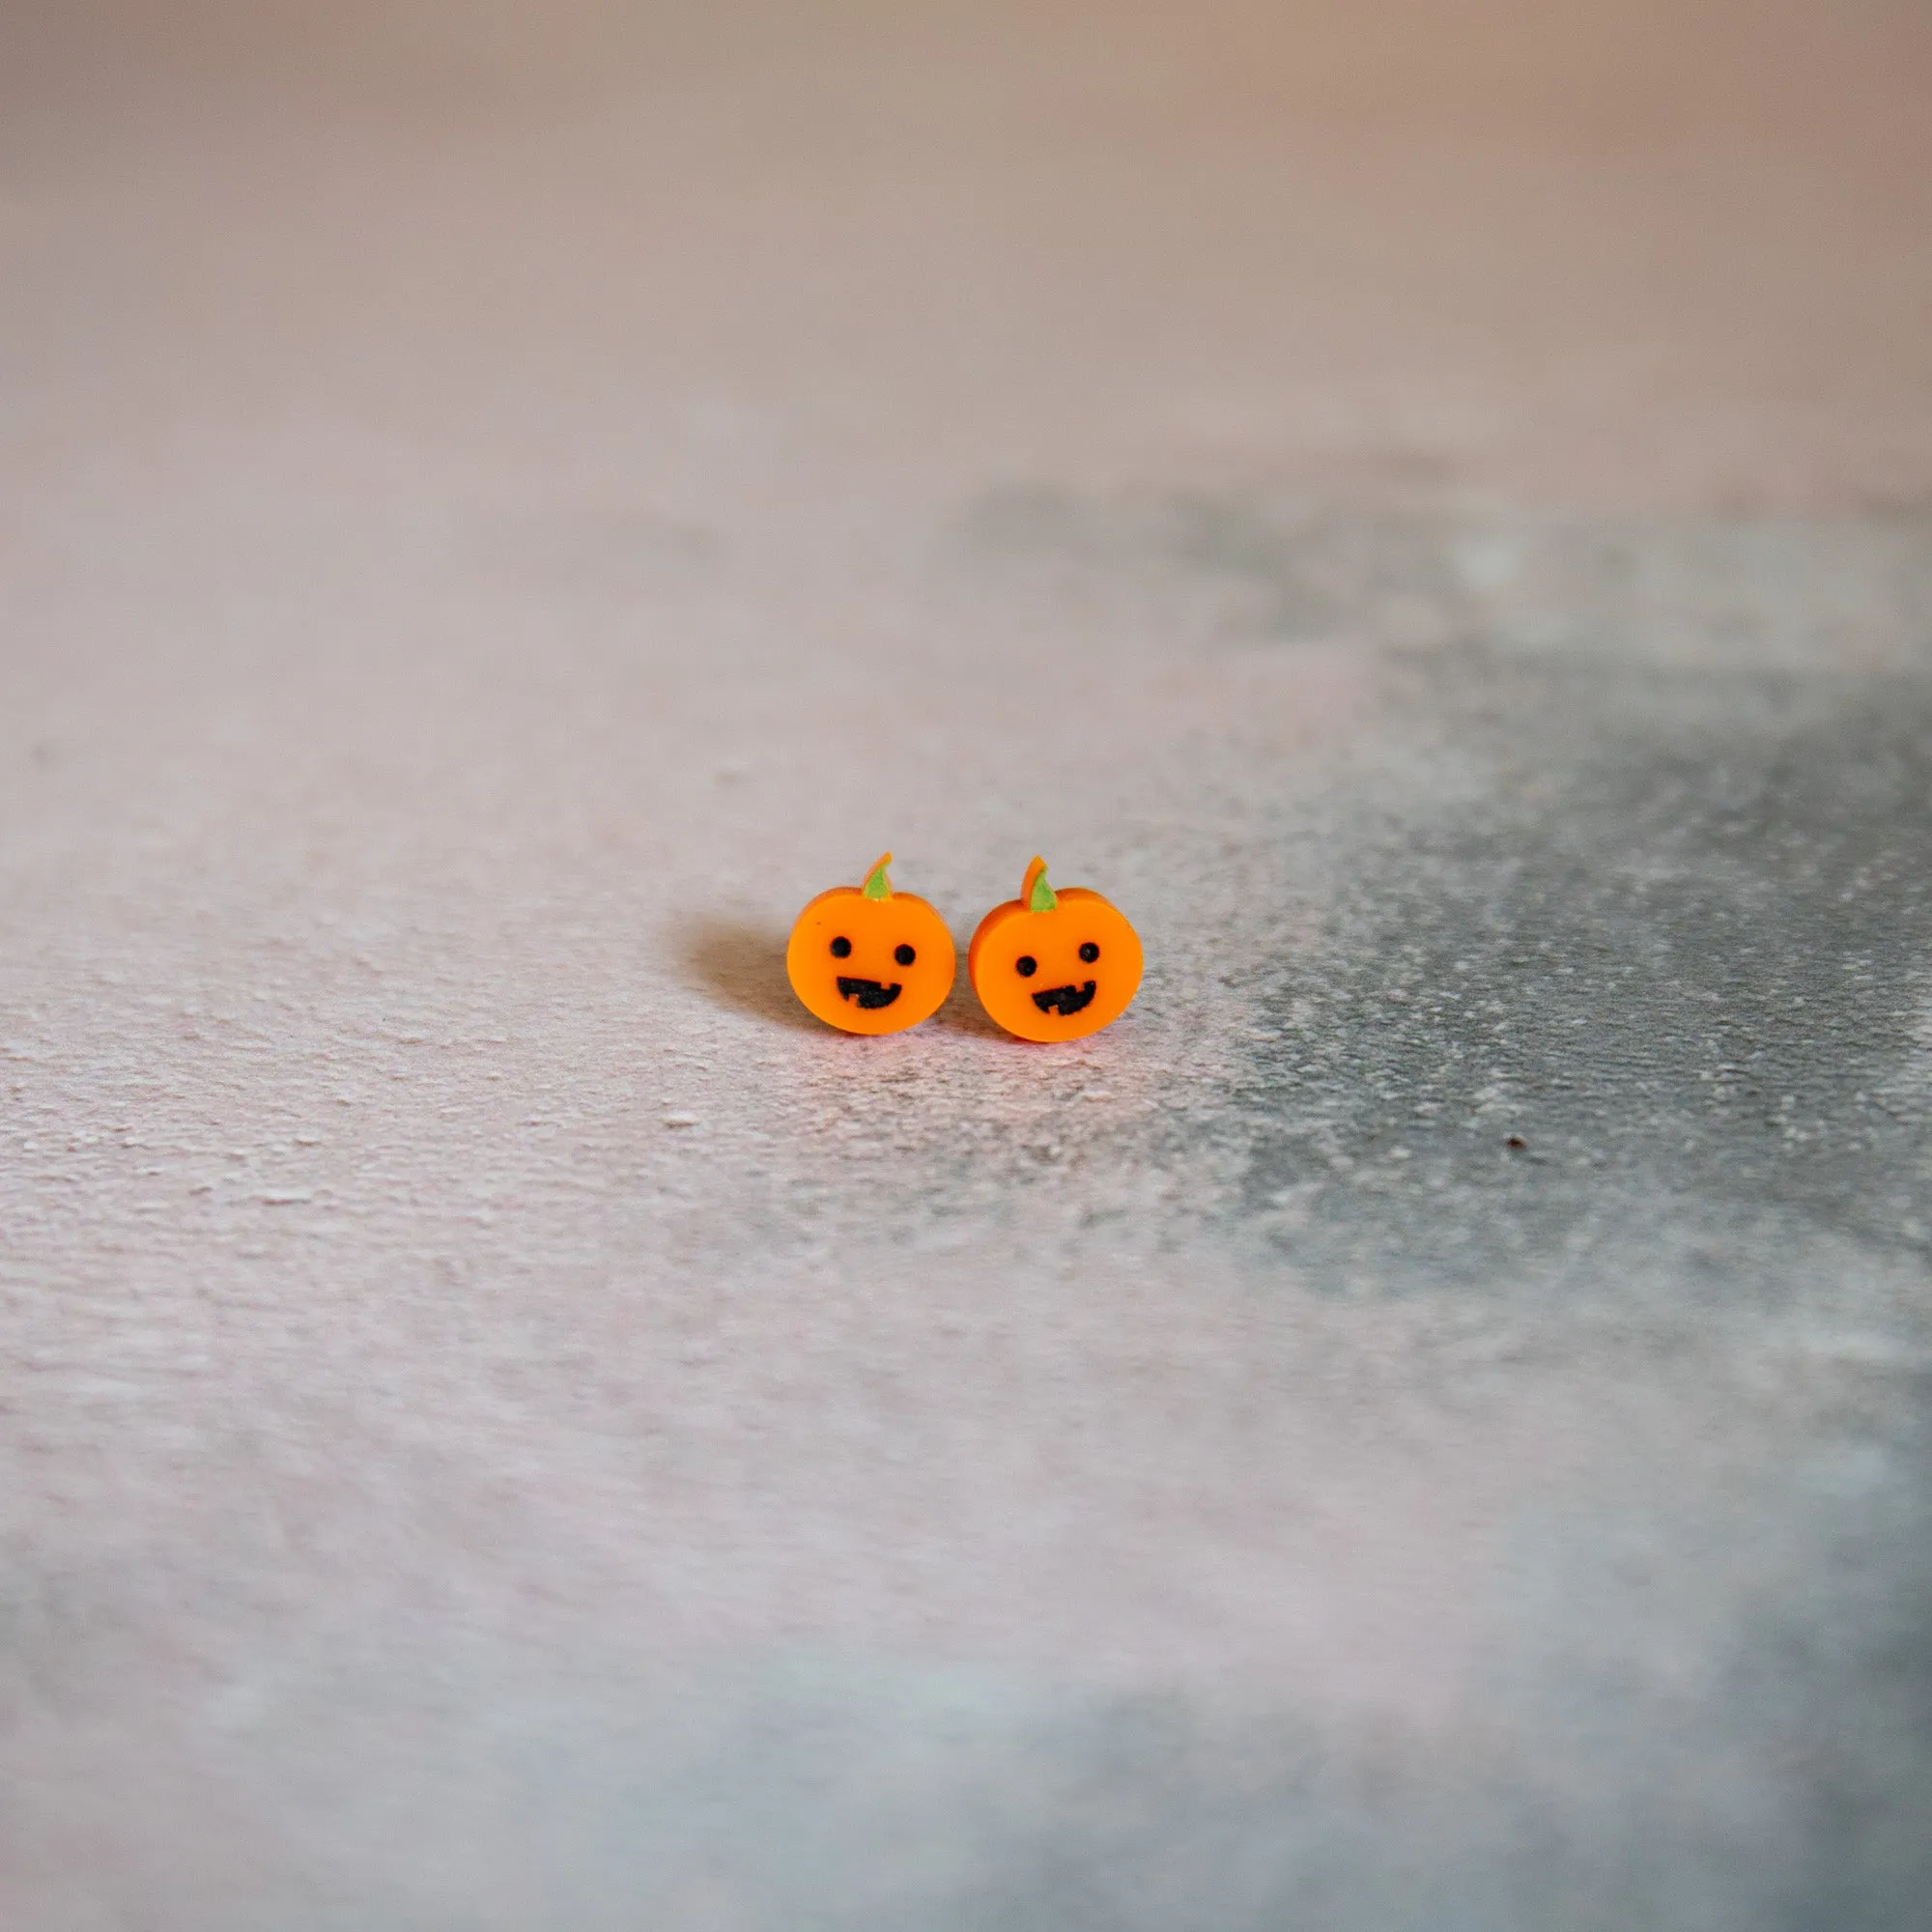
[[969, 856, 1144, 1042], [786, 853, 957, 1035]]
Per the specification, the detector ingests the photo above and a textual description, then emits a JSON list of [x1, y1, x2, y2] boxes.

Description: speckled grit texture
[[3, 4, 1931, 1927]]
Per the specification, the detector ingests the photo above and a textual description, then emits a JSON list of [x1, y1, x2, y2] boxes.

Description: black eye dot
[[895, 944, 916, 967], [829, 936, 852, 958], [1014, 955, 1037, 977], [1079, 942, 1099, 963]]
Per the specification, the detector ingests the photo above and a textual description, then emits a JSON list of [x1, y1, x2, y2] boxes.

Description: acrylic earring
[[786, 853, 956, 1035], [968, 856, 1143, 1042]]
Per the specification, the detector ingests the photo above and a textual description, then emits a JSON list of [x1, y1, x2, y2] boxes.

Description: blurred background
[[2, 3, 1929, 1926]]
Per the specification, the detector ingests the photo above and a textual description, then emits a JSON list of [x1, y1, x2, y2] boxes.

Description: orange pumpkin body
[[968, 858, 1143, 1042], [786, 854, 956, 1035]]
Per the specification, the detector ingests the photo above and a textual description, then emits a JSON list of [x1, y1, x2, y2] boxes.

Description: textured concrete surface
[[3, 4, 1931, 1927]]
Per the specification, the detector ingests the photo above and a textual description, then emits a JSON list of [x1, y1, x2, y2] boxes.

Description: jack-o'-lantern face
[[968, 857, 1143, 1042], [786, 853, 956, 1035]]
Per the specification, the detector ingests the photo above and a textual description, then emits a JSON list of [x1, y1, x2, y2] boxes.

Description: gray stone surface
[[2, 5, 1930, 1927]]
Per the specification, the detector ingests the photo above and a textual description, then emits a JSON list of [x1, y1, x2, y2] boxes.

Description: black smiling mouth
[[1032, 980, 1097, 1016], [837, 977, 903, 1010]]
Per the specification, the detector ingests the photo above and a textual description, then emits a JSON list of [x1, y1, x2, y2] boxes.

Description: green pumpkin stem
[[1025, 857, 1058, 914], [862, 853, 894, 900]]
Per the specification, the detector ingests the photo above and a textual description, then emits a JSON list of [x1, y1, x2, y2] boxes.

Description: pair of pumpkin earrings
[[786, 854, 1143, 1042]]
